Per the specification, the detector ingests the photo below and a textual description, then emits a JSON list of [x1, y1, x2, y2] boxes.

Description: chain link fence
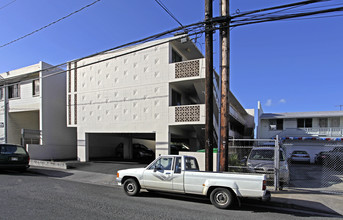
[[227, 138, 343, 194]]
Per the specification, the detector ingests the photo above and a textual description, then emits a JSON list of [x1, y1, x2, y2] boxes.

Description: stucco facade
[[67, 36, 254, 162], [0, 62, 76, 160]]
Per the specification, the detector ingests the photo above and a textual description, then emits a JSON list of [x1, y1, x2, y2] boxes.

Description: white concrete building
[[257, 101, 343, 163], [0, 62, 76, 160], [67, 36, 254, 162]]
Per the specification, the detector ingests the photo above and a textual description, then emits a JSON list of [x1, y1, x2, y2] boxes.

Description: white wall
[[70, 41, 172, 161], [38, 62, 77, 160]]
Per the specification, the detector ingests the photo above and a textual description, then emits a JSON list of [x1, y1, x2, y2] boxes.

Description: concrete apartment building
[[67, 35, 255, 162], [0, 62, 76, 160], [257, 101, 343, 163]]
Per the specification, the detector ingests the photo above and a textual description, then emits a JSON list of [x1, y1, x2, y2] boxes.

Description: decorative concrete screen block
[[175, 60, 200, 78], [175, 105, 200, 122]]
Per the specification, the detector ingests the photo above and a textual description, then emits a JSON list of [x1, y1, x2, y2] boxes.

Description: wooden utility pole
[[219, 0, 230, 171], [205, 0, 214, 171]]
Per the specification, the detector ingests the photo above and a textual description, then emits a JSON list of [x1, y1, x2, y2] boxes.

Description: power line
[[0, 0, 101, 48], [1, 0, 342, 85], [154, 0, 184, 28], [0, 0, 16, 10]]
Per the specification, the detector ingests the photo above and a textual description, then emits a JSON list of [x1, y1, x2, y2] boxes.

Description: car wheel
[[123, 178, 140, 196], [210, 188, 233, 209]]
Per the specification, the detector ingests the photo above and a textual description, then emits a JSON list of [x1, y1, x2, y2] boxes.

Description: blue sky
[[0, 0, 342, 114]]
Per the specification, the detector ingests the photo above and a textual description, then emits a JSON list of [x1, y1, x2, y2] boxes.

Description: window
[[172, 89, 181, 106], [32, 79, 40, 96], [269, 119, 283, 130], [148, 157, 173, 171], [174, 157, 182, 173], [0, 88, 3, 100], [319, 118, 328, 128], [184, 157, 199, 171], [297, 118, 312, 128], [331, 118, 340, 127], [172, 49, 182, 63], [8, 83, 20, 99]]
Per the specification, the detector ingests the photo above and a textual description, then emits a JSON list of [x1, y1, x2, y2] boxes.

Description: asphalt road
[[0, 169, 340, 220]]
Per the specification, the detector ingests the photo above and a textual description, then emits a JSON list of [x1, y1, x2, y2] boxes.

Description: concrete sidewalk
[[29, 160, 343, 217]]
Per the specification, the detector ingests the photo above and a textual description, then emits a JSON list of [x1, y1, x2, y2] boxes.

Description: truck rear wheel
[[210, 188, 233, 209], [123, 178, 140, 196]]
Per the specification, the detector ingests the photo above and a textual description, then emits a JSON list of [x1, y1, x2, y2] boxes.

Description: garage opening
[[87, 133, 155, 163]]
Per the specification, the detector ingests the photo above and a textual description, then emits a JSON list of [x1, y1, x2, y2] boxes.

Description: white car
[[247, 147, 290, 187], [116, 155, 271, 209], [290, 150, 311, 163]]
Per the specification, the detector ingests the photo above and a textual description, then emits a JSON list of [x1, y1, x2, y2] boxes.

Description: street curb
[[29, 160, 68, 169]]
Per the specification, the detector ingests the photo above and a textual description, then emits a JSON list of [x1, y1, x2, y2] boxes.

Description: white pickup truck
[[116, 155, 270, 209]]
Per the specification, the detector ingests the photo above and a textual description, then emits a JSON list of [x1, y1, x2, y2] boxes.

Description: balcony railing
[[169, 59, 205, 81], [169, 104, 205, 125], [302, 127, 343, 137]]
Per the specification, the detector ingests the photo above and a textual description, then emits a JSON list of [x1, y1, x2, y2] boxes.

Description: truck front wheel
[[123, 178, 140, 196], [210, 188, 233, 209]]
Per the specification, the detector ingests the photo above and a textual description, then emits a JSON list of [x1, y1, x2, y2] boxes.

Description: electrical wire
[[0, 0, 16, 10], [154, 0, 184, 28], [0, 0, 101, 48], [1, 0, 343, 86]]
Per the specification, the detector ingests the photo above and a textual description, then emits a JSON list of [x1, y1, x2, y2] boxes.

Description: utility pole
[[219, 0, 230, 171], [205, 0, 214, 171]]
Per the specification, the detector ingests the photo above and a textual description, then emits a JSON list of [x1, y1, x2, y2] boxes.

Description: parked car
[[0, 144, 30, 171], [170, 143, 190, 155], [322, 147, 343, 169], [290, 150, 311, 163], [116, 155, 271, 209], [115, 143, 154, 160], [315, 151, 328, 165], [246, 147, 289, 186]]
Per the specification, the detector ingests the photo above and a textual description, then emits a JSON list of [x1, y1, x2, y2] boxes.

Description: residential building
[[0, 62, 76, 160], [257, 101, 343, 163], [67, 35, 254, 162]]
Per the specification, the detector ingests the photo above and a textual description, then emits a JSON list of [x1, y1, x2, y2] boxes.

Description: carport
[[86, 133, 155, 161]]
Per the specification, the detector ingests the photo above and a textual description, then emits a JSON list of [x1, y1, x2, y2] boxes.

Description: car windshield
[[0, 145, 27, 155], [249, 149, 285, 161]]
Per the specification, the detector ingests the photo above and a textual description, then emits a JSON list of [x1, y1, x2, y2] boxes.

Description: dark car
[[170, 143, 190, 155], [315, 151, 327, 165], [0, 144, 30, 171], [115, 143, 154, 160]]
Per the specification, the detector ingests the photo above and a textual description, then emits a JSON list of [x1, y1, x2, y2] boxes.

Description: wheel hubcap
[[215, 192, 228, 205], [127, 183, 135, 192]]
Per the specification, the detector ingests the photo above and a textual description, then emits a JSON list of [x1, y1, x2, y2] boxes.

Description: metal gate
[[228, 137, 343, 194], [227, 137, 283, 191]]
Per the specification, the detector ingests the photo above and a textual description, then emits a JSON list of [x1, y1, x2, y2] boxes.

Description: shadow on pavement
[[26, 168, 74, 178], [136, 190, 342, 218]]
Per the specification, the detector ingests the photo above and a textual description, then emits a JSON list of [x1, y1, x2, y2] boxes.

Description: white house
[[67, 35, 255, 162], [257, 101, 343, 163], [0, 62, 76, 160]]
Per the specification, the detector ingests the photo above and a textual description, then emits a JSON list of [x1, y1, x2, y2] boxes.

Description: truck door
[[172, 156, 184, 192], [142, 157, 174, 190]]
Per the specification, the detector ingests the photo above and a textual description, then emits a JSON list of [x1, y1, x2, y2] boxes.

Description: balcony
[[302, 127, 343, 137], [169, 59, 205, 81], [169, 104, 205, 125]]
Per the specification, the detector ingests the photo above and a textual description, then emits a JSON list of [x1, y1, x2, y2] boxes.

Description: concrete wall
[[70, 40, 172, 161], [38, 62, 76, 160]]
